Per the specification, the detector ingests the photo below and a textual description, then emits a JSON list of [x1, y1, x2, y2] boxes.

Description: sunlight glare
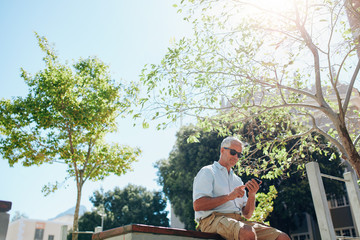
[[254, 0, 294, 13], [237, 0, 295, 21], [211, 0, 299, 31]]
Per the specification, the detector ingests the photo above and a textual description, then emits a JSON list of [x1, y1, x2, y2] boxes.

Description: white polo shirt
[[193, 161, 248, 222]]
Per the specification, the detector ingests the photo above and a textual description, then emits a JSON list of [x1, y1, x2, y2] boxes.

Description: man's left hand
[[245, 179, 261, 196]]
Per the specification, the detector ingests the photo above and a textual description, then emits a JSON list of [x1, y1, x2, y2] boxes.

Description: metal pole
[[306, 162, 336, 240], [101, 215, 104, 232]]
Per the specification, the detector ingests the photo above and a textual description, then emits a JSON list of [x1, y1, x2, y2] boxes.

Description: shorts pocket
[[199, 213, 216, 232]]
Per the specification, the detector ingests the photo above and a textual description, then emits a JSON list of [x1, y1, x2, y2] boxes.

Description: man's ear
[[220, 147, 224, 155]]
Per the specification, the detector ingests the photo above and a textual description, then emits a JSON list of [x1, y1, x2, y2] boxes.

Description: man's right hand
[[228, 185, 246, 200]]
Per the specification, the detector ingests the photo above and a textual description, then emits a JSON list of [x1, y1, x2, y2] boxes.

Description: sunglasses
[[224, 147, 243, 158]]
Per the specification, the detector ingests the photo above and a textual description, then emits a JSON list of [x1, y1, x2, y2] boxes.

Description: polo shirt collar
[[214, 161, 233, 174]]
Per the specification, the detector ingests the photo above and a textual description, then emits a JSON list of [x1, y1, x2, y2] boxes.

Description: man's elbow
[[193, 202, 199, 211], [242, 213, 252, 219], [241, 208, 253, 219], [193, 199, 202, 211]]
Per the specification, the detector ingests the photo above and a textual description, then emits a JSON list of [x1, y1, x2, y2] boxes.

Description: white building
[[6, 215, 72, 240], [6, 206, 86, 240]]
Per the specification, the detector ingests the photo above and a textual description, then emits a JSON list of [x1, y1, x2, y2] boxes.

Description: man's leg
[[275, 233, 290, 240], [238, 224, 256, 240], [247, 221, 289, 240], [200, 213, 251, 240]]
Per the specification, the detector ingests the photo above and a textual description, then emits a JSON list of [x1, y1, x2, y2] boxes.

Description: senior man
[[193, 136, 290, 240]]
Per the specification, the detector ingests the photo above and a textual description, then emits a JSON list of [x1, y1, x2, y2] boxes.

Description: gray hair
[[220, 136, 243, 148]]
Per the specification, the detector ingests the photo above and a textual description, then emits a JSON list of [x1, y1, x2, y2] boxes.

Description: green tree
[[76, 184, 169, 240], [139, 0, 360, 179], [0, 33, 141, 240]]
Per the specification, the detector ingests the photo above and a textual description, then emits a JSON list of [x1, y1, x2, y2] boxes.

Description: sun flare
[[234, 0, 296, 23], [253, 0, 294, 13], [203, 0, 300, 31]]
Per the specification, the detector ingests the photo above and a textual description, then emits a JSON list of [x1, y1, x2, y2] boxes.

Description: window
[[34, 222, 45, 240], [336, 196, 345, 207], [329, 194, 349, 208], [335, 227, 357, 238], [34, 229, 44, 240], [48, 235, 54, 240], [291, 233, 311, 240], [342, 229, 350, 236]]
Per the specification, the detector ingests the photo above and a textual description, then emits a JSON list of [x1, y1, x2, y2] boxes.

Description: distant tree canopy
[[76, 184, 169, 240], [11, 211, 29, 222], [0, 33, 141, 240], [156, 123, 345, 231]]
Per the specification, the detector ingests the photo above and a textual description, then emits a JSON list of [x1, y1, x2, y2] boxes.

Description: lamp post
[[92, 206, 106, 232]]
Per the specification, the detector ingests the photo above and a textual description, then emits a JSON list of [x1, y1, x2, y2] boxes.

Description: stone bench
[[92, 224, 224, 240]]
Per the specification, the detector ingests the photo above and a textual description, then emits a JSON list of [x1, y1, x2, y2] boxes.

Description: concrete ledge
[[92, 224, 224, 240]]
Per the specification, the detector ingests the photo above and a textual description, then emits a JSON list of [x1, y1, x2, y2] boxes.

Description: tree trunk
[[337, 119, 360, 178], [71, 183, 82, 240], [344, 0, 360, 177], [349, 151, 360, 179]]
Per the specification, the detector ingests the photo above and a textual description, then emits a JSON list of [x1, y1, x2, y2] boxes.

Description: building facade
[[6, 215, 72, 240]]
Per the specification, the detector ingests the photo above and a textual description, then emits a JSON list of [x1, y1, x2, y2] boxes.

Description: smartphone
[[254, 178, 262, 184]]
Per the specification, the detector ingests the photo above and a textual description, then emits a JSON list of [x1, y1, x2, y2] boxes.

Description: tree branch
[[307, 113, 347, 155], [343, 58, 360, 115]]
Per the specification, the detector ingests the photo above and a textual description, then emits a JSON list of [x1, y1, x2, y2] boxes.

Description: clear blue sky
[[0, 0, 192, 221]]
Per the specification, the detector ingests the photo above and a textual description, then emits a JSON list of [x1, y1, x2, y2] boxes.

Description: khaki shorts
[[198, 212, 282, 240]]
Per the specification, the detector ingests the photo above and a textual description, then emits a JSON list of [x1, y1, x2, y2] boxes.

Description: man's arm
[[242, 179, 260, 219], [193, 185, 246, 211], [242, 195, 256, 219]]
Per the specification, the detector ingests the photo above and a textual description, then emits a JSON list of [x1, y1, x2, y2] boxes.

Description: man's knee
[[238, 225, 256, 240], [276, 233, 291, 240]]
